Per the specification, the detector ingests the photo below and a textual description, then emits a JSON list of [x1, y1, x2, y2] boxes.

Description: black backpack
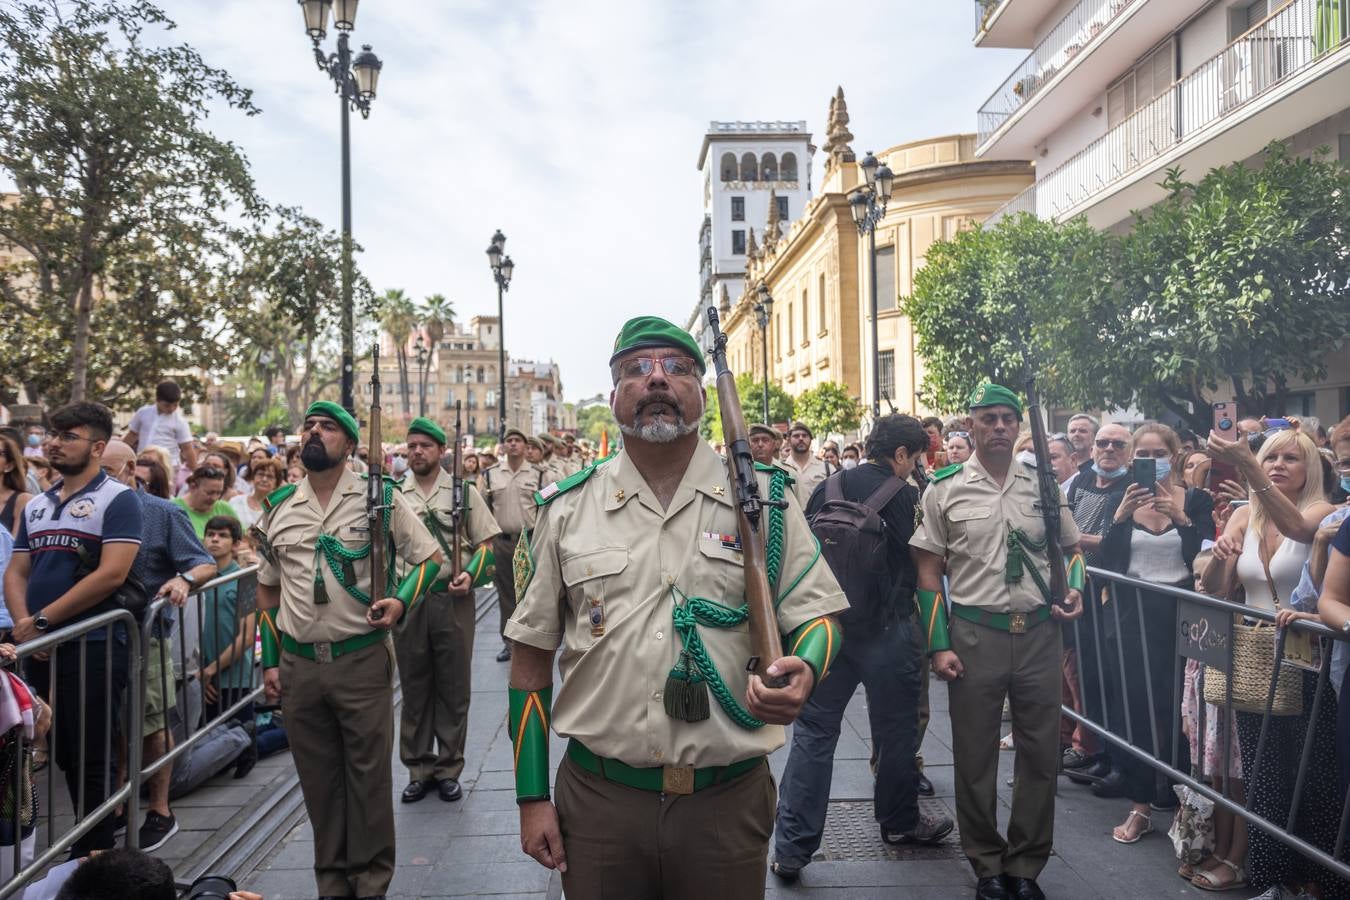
[[74, 542, 150, 623], [807, 471, 906, 627]]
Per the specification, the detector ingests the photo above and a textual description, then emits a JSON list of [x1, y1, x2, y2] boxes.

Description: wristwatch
[[179, 572, 198, 588], [33, 614, 49, 632], [1341, 618, 1350, 635]]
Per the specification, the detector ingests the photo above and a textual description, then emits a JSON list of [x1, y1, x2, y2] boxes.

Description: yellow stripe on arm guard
[[259, 608, 280, 668], [916, 589, 951, 654], [467, 545, 495, 588], [396, 559, 442, 611], [788, 617, 840, 687], [1067, 552, 1086, 593], [509, 685, 552, 803]]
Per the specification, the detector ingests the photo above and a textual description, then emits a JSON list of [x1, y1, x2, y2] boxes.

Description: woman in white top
[[1203, 428, 1339, 898], [228, 456, 283, 531]]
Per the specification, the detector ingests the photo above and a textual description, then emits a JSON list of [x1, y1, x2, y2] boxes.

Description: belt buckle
[[662, 764, 694, 795], [1008, 613, 1027, 634], [313, 641, 333, 664]]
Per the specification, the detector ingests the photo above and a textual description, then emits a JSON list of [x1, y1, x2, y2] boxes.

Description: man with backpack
[[771, 414, 954, 882]]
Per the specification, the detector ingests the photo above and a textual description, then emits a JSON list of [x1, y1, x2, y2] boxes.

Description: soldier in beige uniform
[[255, 401, 443, 900], [781, 420, 832, 506], [395, 417, 502, 804], [506, 316, 849, 899], [909, 384, 1084, 900], [480, 427, 542, 662]]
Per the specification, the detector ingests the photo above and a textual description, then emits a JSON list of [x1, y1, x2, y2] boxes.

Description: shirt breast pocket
[[949, 505, 996, 555], [1017, 502, 1048, 544], [690, 540, 748, 625], [560, 547, 629, 640]]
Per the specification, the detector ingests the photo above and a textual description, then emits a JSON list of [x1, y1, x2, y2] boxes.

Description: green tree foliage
[[700, 373, 795, 441], [0, 0, 261, 405], [575, 403, 617, 446], [794, 382, 863, 437], [1116, 146, 1350, 431]]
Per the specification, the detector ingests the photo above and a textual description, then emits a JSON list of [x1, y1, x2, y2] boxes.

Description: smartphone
[[1212, 401, 1238, 440], [1228, 499, 1249, 509], [1132, 457, 1156, 493]]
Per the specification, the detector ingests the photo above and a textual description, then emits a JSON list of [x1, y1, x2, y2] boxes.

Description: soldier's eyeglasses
[[616, 357, 698, 379], [1095, 439, 1128, 450]]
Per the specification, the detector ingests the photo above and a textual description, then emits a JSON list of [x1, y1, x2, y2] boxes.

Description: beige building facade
[[721, 89, 1033, 419]]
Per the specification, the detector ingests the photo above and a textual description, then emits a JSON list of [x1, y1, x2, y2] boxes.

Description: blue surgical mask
[[1155, 460, 1172, 482], [1092, 462, 1129, 480], [1341, 474, 1350, 494], [26, 434, 40, 448]]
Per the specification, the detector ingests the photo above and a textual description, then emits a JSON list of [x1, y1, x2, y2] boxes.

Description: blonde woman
[[1203, 429, 1340, 897]]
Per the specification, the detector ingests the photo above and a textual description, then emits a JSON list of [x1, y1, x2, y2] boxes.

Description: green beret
[[788, 421, 813, 438], [749, 423, 780, 440], [524, 436, 543, 451], [968, 382, 1024, 418], [503, 427, 527, 443], [408, 416, 446, 446], [305, 400, 360, 442], [609, 316, 706, 374]]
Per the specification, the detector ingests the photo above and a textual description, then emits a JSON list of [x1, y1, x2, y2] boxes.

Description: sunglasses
[[947, 431, 970, 439], [1095, 439, 1127, 450]]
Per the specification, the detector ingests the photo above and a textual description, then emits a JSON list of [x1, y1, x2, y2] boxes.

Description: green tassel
[[664, 655, 710, 723], [1005, 531, 1022, 584], [314, 571, 330, 605]]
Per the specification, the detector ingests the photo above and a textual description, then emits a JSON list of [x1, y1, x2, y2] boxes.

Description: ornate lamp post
[[298, 0, 384, 413], [486, 230, 515, 440], [414, 335, 431, 417], [753, 282, 775, 424], [849, 151, 895, 417]]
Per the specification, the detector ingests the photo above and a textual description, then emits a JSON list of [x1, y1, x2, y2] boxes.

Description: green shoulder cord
[[787, 617, 840, 687], [916, 589, 950, 653], [1067, 551, 1086, 593], [395, 558, 442, 612], [259, 608, 280, 668], [509, 685, 553, 803], [1005, 528, 1052, 604], [313, 478, 398, 605]]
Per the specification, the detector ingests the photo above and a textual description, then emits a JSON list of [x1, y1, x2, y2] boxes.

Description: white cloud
[[162, 0, 1025, 400]]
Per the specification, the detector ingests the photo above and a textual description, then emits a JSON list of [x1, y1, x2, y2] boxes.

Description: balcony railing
[[978, 0, 1138, 146], [974, 0, 1002, 37], [1031, 0, 1347, 220], [984, 182, 1038, 227]]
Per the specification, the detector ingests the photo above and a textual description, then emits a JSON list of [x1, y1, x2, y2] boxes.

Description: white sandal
[[1190, 857, 1247, 892], [999, 732, 1014, 750], [1111, 809, 1153, 844]]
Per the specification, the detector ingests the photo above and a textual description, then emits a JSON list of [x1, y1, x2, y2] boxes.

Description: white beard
[[619, 419, 697, 443]]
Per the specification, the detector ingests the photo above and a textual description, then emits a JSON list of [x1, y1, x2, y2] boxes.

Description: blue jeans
[[774, 615, 923, 866]]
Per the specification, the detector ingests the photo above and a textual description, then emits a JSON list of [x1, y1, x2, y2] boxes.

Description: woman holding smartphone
[[1099, 423, 1215, 845]]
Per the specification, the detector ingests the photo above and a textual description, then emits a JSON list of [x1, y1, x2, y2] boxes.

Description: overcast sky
[[167, 0, 1023, 402]]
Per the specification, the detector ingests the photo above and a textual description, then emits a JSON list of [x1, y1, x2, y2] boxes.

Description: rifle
[[706, 307, 788, 687], [368, 346, 389, 620], [450, 400, 464, 580], [1024, 370, 1069, 609]]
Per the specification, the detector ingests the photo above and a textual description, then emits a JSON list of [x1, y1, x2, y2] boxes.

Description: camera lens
[[187, 874, 237, 899]]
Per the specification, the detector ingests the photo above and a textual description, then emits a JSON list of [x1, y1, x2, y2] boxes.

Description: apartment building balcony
[[975, 0, 1065, 48], [976, 0, 1210, 158], [1005, 0, 1350, 228]]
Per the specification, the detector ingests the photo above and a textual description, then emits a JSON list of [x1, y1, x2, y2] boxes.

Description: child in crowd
[[199, 515, 258, 779]]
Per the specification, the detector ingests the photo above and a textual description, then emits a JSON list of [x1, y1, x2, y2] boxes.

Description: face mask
[[1016, 451, 1037, 467], [391, 457, 409, 475], [842, 459, 858, 470], [1092, 462, 1129, 480], [1341, 475, 1350, 494], [1154, 460, 1173, 482], [26, 434, 40, 447]]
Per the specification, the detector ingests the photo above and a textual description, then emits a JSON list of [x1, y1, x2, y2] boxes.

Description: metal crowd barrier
[[0, 566, 261, 898], [1067, 566, 1350, 882], [0, 608, 141, 900]]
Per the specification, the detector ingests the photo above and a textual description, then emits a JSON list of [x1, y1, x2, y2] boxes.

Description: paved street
[[237, 594, 1208, 899]]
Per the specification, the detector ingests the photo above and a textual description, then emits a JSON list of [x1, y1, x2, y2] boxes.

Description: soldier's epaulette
[[261, 483, 297, 513], [931, 463, 963, 483], [534, 454, 614, 506]]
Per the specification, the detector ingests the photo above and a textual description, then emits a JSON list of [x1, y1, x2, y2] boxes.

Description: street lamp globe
[[849, 191, 870, 226], [333, 0, 359, 31], [485, 244, 503, 270], [876, 164, 895, 203], [298, 0, 332, 39], [500, 256, 515, 285], [491, 229, 507, 253], [351, 45, 382, 101], [757, 281, 774, 313], [860, 151, 879, 187]]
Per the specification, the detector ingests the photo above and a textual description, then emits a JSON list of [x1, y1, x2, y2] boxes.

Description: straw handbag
[[1203, 551, 1303, 716]]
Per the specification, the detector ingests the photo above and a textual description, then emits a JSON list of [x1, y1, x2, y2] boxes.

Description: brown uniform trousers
[[394, 588, 477, 781], [493, 533, 520, 639], [280, 639, 397, 898], [555, 754, 776, 899]]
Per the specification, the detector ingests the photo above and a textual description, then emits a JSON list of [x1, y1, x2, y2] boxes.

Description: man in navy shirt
[[3, 402, 141, 855]]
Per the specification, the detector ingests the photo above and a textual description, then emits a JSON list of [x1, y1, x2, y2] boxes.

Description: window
[[775, 312, 783, 359], [740, 152, 758, 181], [476, 366, 485, 384], [1339, 133, 1350, 162], [731, 196, 745, 221], [1106, 39, 1175, 127], [781, 152, 799, 181], [485, 389, 495, 406], [800, 289, 808, 345], [720, 152, 737, 181], [878, 350, 895, 404], [787, 301, 794, 348], [777, 196, 789, 222], [761, 152, 778, 181], [818, 274, 827, 331], [732, 229, 746, 255], [875, 245, 897, 311]]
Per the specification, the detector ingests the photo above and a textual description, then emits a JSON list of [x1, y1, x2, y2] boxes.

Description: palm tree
[[378, 288, 417, 417], [421, 293, 456, 345]]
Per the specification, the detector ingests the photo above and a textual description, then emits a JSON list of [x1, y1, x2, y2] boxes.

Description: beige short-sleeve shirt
[[256, 469, 441, 642], [505, 442, 847, 769], [397, 472, 501, 573], [783, 455, 831, 507], [909, 454, 1081, 613], [479, 461, 542, 535]]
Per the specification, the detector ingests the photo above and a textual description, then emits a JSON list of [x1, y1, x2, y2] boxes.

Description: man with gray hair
[[1065, 414, 1099, 469]]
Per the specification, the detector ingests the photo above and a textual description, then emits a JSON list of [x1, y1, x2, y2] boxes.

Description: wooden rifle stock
[[368, 346, 388, 619], [706, 307, 785, 686], [451, 400, 464, 580], [1025, 375, 1068, 608]]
